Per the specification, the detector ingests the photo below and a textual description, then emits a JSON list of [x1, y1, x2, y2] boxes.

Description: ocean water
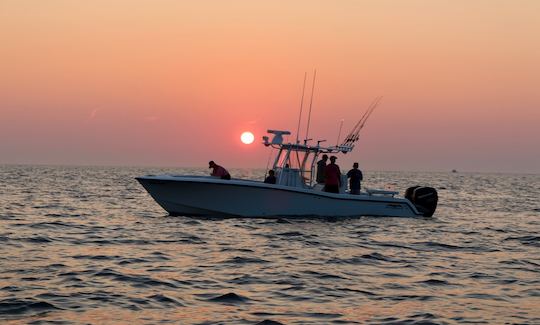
[[0, 165, 539, 325]]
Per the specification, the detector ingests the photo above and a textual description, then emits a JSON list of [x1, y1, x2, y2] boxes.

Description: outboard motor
[[405, 186, 438, 217]]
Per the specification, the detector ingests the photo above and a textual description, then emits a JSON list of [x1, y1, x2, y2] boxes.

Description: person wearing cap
[[209, 161, 231, 180], [347, 162, 363, 195], [324, 156, 341, 193], [316, 154, 328, 184]]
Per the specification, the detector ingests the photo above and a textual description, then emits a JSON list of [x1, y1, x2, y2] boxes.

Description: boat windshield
[[273, 146, 318, 186]]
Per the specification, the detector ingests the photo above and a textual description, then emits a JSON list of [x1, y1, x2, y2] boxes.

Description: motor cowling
[[405, 186, 438, 217]]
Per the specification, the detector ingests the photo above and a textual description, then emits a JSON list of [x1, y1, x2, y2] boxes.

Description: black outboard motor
[[405, 186, 438, 217]]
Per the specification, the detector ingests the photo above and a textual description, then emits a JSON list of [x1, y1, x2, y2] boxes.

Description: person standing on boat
[[264, 170, 276, 184], [347, 162, 363, 195], [209, 161, 231, 180], [324, 156, 341, 193], [316, 154, 328, 184]]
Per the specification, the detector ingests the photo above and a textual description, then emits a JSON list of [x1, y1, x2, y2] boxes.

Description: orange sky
[[1, 0, 539, 172]]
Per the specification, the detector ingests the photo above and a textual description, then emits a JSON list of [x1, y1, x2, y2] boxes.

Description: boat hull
[[136, 175, 423, 218]]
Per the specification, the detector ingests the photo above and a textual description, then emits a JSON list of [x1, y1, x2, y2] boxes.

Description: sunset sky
[[1, 0, 539, 172]]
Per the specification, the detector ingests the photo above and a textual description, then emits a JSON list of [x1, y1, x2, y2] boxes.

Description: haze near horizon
[[1, 1, 539, 173]]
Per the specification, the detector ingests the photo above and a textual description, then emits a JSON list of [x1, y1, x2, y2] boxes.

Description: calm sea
[[0, 165, 539, 324]]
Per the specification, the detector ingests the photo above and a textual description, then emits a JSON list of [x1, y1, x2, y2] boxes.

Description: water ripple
[[0, 166, 538, 324]]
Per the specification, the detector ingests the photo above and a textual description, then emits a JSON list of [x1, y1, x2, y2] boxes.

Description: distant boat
[[452, 169, 458, 173], [137, 99, 438, 218]]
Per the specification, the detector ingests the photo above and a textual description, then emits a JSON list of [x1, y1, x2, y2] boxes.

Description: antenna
[[295, 72, 307, 144], [304, 69, 317, 142], [336, 119, 344, 145]]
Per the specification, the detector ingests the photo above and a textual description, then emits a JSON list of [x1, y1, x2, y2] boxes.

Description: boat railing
[[365, 188, 399, 197]]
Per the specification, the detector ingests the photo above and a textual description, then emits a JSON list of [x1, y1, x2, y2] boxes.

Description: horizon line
[[0, 162, 538, 175]]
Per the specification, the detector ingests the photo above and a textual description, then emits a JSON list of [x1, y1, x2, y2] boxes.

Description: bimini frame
[[263, 133, 352, 188]]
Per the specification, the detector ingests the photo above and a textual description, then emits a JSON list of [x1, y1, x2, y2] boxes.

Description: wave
[[207, 292, 249, 304], [0, 298, 61, 316]]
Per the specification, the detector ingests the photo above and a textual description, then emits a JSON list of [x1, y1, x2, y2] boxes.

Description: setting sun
[[240, 131, 255, 144]]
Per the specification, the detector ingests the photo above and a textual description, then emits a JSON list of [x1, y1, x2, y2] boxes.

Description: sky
[[1, 0, 539, 173]]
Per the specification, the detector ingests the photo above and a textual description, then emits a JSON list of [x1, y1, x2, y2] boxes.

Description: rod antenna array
[[339, 96, 382, 150]]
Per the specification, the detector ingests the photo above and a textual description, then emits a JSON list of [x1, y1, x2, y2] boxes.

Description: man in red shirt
[[209, 161, 231, 180], [324, 156, 341, 193]]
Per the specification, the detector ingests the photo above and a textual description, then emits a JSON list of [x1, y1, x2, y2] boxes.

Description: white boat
[[137, 126, 438, 218]]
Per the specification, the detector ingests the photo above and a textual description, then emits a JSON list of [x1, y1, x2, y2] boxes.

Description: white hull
[[136, 175, 423, 218]]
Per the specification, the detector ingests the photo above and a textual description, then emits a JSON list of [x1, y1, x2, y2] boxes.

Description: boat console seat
[[276, 168, 304, 188]]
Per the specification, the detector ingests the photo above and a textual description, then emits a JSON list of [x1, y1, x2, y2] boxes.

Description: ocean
[[0, 165, 538, 324]]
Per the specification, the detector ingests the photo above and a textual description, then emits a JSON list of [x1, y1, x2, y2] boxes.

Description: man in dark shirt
[[347, 162, 363, 195], [316, 154, 328, 184], [264, 170, 276, 184], [324, 156, 341, 193]]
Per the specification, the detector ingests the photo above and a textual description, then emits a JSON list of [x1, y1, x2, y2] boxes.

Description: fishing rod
[[295, 72, 307, 144], [336, 119, 344, 146], [304, 69, 317, 143]]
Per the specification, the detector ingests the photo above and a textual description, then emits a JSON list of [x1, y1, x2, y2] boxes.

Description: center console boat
[[137, 126, 438, 218]]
